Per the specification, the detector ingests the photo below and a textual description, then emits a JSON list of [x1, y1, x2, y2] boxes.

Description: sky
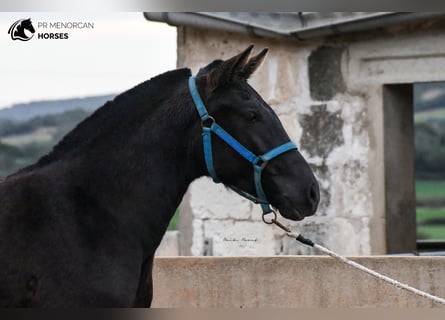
[[0, 12, 176, 109]]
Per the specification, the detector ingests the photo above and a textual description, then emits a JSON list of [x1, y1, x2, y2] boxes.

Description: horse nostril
[[308, 182, 320, 210]]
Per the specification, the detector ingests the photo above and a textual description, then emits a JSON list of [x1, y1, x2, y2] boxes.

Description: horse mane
[[17, 68, 192, 174]]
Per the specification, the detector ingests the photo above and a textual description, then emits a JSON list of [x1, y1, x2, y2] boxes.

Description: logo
[[7, 18, 94, 42], [8, 18, 36, 41]]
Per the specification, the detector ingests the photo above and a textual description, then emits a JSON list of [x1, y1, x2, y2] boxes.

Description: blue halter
[[188, 75, 298, 215]]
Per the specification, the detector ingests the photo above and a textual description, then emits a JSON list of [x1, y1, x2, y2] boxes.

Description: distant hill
[[0, 94, 116, 122], [0, 94, 116, 178], [415, 108, 445, 124]]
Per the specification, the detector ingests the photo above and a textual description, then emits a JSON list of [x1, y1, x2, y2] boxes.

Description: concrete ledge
[[152, 256, 445, 308]]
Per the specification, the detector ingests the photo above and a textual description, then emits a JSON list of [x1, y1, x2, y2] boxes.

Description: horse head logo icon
[[8, 18, 35, 41]]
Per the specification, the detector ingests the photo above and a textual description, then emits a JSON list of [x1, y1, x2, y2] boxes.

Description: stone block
[[203, 220, 276, 256], [189, 177, 254, 221], [279, 217, 369, 255], [309, 46, 346, 101], [155, 231, 180, 256]]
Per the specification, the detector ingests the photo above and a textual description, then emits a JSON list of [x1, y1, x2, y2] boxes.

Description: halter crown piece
[[188, 75, 298, 216]]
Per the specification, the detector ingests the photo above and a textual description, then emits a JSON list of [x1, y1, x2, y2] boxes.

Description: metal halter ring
[[201, 116, 216, 128], [262, 210, 277, 225], [255, 158, 268, 169]]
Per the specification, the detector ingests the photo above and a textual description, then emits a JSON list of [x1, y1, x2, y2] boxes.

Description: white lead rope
[[284, 230, 445, 306]]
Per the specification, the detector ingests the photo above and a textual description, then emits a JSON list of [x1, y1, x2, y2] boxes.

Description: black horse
[[0, 46, 319, 307]]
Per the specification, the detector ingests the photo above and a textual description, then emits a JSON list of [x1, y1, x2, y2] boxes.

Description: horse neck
[[16, 24, 25, 35], [58, 75, 204, 254]]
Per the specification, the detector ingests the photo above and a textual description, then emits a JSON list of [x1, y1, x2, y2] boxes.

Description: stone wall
[[174, 22, 445, 256]]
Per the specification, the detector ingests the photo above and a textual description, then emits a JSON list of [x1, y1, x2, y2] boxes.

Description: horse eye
[[248, 111, 258, 122]]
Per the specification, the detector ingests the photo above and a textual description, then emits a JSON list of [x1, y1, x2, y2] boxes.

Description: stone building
[[145, 12, 445, 256]]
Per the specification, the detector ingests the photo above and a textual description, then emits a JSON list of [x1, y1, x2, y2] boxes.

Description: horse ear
[[240, 48, 269, 79], [206, 45, 254, 91]]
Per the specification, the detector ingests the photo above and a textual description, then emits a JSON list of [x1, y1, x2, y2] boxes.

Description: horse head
[[193, 45, 320, 221], [21, 18, 35, 34]]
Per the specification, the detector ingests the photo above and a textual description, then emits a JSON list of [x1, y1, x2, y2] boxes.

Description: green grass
[[167, 210, 179, 230], [415, 180, 445, 240], [416, 207, 445, 240], [417, 225, 445, 240], [415, 180, 445, 200], [416, 207, 445, 223]]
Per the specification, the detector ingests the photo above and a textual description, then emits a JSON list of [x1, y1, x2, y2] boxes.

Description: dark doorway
[[383, 84, 416, 254]]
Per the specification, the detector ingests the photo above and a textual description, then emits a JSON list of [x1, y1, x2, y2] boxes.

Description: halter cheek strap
[[188, 75, 298, 215]]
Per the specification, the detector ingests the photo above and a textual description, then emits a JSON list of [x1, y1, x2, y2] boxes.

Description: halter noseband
[[188, 75, 298, 216]]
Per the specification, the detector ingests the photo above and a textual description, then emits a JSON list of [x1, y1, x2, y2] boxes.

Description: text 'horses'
[[0, 46, 319, 307]]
